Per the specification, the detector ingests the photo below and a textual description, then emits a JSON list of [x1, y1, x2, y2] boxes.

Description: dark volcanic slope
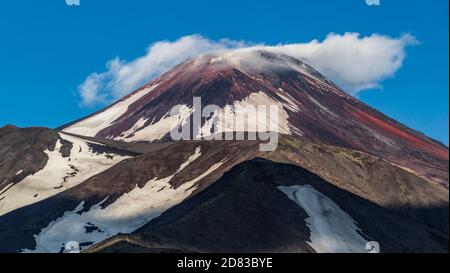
[[1, 133, 446, 253], [0, 126, 138, 193], [88, 158, 448, 253], [0, 113, 447, 253], [0, 139, 260, 252], [0, 126, 66, 191], [0, 126, 139, 218]]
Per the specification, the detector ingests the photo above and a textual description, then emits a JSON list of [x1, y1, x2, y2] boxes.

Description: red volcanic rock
[[62, 50, 448, 186]]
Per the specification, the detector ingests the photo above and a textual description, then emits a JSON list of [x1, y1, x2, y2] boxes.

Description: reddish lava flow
[[351, 108, 449, 160]]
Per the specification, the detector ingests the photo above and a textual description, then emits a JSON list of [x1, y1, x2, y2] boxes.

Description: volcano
[[62, 50, 448, 187], [0, 50, 448, 253]]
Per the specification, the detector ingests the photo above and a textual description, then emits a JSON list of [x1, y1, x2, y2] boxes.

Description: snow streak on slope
[[177, 146, 202, 172], [119, 105, 193, 142], [63, 85, 158, 137], [0, 133, 129, 216], [113, 92, 290, 142], [24, 147, 226, 253], [276, 88, 302, 112], [198, 92, 291, 139], [278, 185, 369, 253]]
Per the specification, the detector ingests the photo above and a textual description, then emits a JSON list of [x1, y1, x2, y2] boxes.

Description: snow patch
[[119, 105, 193, 142], [117, 116, 149, 139], [276, 88, 302, 112], [0, 133, 129, 216], [278, 184, 369, 253], [198, 91, 291, 138], [177, 146, 202, 172], [25, 147, 226, 253], [63, 84, 158, 137]]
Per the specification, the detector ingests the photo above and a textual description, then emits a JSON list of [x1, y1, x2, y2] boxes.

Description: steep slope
[[0, 126, 134, 216], [1, 50, 447, 254], [0, 135, 447, 253], [61, 50, 448, 187], [0, 138, 259, 252], [87, 158, 447, 253]]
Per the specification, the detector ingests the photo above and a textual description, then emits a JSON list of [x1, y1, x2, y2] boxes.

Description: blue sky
[[0, 0, 448, 144]]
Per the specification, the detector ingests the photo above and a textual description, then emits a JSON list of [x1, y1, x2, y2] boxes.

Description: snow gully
[[169, 96, 280, 151]]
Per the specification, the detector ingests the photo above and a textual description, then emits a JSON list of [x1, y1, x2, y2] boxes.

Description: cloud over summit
[[78, 33, 417, 107]]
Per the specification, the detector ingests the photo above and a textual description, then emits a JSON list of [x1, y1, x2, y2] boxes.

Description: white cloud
[[269, 32, 418, 94], [78, 33, 417, 106], [78, 35, 247, 106]]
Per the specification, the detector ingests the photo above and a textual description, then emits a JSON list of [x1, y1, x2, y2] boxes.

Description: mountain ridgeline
[[0, 50, 448, 253]]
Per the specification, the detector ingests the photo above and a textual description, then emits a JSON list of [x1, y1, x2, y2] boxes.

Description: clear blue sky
[[0, 0, 448, 144]]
